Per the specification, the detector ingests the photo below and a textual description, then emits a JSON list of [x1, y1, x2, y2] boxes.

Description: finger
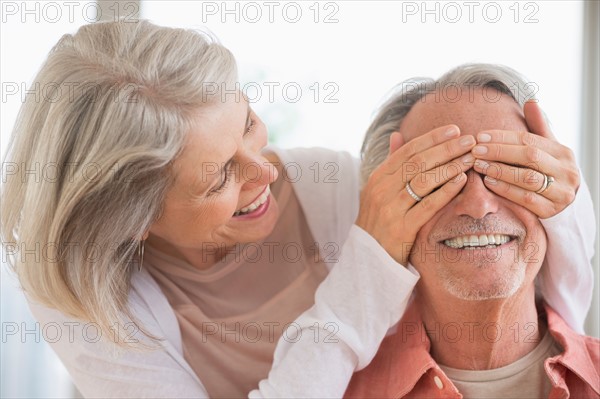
[[409, 156, 473, 199], [473, 159, 570, 203], [399, 181, 424, 206], [387, 133, 475, 185], [406, 173, 467, 222], [476, 130, 566, 159], [471, 143, 563, 176], [524, 100, 556, 140], [406, 134, 475, 173], [401, 124, 460, 158], [383, 124, 460, 173], [482, 175, 558, 219], [389, 132, 404, 156], [385, 134, 475, 183]]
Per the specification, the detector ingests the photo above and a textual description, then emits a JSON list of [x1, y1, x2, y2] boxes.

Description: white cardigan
[[28, 146, 595, 398]]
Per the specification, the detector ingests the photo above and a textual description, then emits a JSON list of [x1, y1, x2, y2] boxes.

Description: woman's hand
[[356, 124, 473, 266], [471, 100, 580, 219]]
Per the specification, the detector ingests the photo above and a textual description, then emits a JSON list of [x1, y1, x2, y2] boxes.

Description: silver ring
[[535, 173, 554, 194], [406, 182, 423, 202], [535, 173, 548, 193], [546, 175, 555, 190]]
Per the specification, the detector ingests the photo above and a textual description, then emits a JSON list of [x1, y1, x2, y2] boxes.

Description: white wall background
[[1, 1, 596, 397], [141, 1, 584, 159]]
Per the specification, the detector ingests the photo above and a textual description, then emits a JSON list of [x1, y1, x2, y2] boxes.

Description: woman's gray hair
[[0, 20, 237, 348], [360, 63, 538, 186]]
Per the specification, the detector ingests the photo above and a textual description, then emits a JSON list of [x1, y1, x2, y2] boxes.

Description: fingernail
[[445, 126, 459, 137], [472, 145, 488, 155], [474, 159, 489, 169], [460, 136, 474, 146], [485, 176, 497, 185], [462, 154, 475, 164], [478, 133, 492, 143]]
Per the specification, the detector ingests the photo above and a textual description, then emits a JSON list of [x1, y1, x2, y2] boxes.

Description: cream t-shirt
[[440, 331, 562, 398]]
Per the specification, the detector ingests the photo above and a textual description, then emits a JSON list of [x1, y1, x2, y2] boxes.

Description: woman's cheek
[[216, 191, 241, 219], [254, 123, 268, 148]]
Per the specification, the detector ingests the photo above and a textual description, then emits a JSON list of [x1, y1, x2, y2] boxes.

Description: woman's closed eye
[[245, 118, 256, 135], [209, 162, 235, 195], [208, 114, 256, 196]]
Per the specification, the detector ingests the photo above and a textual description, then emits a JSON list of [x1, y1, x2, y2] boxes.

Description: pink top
[[144, 175, 329, 397]]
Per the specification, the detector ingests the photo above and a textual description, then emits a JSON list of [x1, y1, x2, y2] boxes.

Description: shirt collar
[[346, 301, 599, 398], [544, 304, 600, 395], [386, 299, 435, 396], [347, 299, 458, 398]]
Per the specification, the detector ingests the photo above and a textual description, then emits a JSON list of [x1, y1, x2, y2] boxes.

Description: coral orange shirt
[[345, 302, 600, 398]]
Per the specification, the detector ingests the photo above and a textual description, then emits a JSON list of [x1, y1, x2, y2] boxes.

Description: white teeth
[[233, 186, 270, 217], [468, 235, 478, 246], [444, 234, 511, 248], [479, 235, 489, 246]]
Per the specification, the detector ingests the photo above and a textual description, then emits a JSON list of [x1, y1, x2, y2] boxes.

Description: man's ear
[[389, 132, 404, 155]]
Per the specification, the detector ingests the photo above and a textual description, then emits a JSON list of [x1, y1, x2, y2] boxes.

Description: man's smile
[[442, 233, 515, 249]]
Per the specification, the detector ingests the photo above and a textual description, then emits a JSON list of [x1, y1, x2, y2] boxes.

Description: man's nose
[[452, 169, 500, 219]]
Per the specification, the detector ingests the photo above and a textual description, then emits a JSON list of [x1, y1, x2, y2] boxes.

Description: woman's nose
[[239, 154, 278, 189]]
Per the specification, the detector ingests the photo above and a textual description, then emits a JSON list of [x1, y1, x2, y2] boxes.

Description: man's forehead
[[399, 87, 527, 141]]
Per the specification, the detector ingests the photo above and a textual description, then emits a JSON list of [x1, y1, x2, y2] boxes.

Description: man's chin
[[438, 264, 527, 302], [443, 281, 520, 301]]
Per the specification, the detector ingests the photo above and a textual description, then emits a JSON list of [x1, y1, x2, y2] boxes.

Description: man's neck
[[417, 287, 544, 370]]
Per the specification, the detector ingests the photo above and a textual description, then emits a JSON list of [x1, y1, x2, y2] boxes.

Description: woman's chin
[[231, 194, 280, 241]]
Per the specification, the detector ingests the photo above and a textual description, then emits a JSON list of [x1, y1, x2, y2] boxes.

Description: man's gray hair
[[360, 63, 538, 186]]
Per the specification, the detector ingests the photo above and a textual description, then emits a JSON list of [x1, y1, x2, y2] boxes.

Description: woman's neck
[[145, 235, 232, 270]]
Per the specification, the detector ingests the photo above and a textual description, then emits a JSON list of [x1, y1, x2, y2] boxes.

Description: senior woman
[[0, 20, 594, 398]]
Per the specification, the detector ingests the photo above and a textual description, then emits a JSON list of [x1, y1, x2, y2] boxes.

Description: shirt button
[[433, 375, 444, 390]]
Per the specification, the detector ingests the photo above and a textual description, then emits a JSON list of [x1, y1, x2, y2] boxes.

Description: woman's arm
[[27, 298, 210, 398], [250, 225, 419, 397], [538, 177, 595, 334]]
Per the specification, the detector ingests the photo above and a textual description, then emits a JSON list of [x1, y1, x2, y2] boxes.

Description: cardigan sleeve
[[250, 226, 418, 398], [26, 280, 209, 398], [538, 176, 596, 334]]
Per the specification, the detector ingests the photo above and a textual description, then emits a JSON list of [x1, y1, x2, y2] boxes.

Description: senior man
[[346, 65, 600, 398]]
